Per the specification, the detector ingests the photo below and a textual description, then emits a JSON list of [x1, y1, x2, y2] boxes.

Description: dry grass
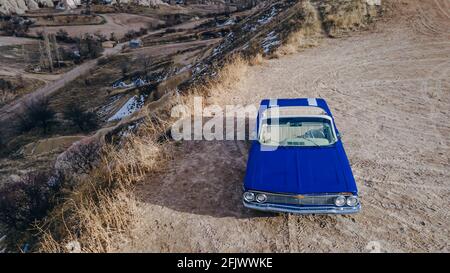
[[275, 0, 322, 57], [191, 55, 250, 104], [174, 58, 249, 112], [248, 53, 265, 66], [37, 54, 254, 252], [319, 0, 378, 37], [105, 120, 174, 186], [209, 55, 250, 94], [39, 186, 138, 253], [275, 0, 380, 57], [0, 90, 15, 106], [38, 114, 173, 252]]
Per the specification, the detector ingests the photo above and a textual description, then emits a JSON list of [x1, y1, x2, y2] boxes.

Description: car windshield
[[259, 117, 337, 147]]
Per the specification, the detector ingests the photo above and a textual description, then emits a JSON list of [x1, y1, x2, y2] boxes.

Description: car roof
[[261, 106, 328, 118], [259, 98, 333, 117]]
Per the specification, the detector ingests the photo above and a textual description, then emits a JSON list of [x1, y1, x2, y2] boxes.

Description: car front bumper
[[243, 200, 361, 214]]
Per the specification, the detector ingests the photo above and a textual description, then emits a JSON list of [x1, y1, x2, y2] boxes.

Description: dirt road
[[116, 0, 450, 253], [0, 17, 211, 129], [29, 13, 164, 38], [0, 45, 120, 124]]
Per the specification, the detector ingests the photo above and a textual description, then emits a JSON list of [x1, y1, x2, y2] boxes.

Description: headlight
[[335, 195, 346, 207], [346, 196, 358, 207], [243, 192, 255, 202], [256, 193, 267, 203]]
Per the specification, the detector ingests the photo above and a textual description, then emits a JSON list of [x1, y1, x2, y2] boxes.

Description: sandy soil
[[116, 0, 450, 253]]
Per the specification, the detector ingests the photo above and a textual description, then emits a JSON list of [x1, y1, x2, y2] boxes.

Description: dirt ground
[[0, 38, 60, 83], [29, 13, 164, 38], [0, 36, 36, 47], [115, 0, 450, 253]]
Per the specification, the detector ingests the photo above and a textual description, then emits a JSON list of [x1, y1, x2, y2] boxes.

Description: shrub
[[124, 30, 137, 40], [109, 32, 117, 42], [0, 134, 4, 152], [96, 57, 108, 66], [164, 28, 177, 34], [55, 29, 76, 43], [16, 97, 57, 134], [138, 27, 148, 36], [60, 140, 101, 175], [1, 16, 33, 37], [78, 34, 103, 60], [120, 61, 130, 77], [124, 28, 148, 41], [0, 78, 14, 91], [0, 172, 55, 232], [63, 102, 99, 132], [94, 32, 107, 42], [139, 55, 152, 77]]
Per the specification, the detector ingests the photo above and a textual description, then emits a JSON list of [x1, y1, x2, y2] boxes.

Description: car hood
[[244, 142, 357, 195]]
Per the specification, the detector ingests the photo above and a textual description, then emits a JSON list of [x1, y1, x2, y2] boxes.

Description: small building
[[129, 39, 143, 49], [71, 49, 81, 60], [102, 41, 116, 48]]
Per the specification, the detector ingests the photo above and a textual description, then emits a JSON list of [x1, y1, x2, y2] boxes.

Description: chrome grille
[[263, 193, 339, 206]]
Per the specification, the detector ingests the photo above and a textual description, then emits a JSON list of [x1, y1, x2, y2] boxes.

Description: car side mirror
[[337, 132, 342, 140]]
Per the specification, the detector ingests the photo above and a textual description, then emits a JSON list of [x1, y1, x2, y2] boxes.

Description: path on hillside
[[118, 0, 450, 252], [0, 17, 210, 130], [0, 43, 123, 124]]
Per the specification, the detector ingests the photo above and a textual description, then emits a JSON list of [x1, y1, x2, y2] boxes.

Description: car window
[[259, 117, 337, 147]]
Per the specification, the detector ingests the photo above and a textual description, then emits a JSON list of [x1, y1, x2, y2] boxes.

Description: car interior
[[259, 118, 336, 146]]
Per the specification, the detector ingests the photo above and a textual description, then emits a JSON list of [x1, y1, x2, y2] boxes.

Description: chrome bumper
[[243, 201, 361, 214]]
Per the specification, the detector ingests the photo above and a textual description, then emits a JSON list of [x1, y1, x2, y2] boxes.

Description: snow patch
[[257, 6, 279, 25], [217, 18, 235, 27], [261, 31, 280, 53], [108, 95, 145, 122]]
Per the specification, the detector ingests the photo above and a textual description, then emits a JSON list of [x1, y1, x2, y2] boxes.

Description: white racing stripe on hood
[[307, 98, 318, 106]]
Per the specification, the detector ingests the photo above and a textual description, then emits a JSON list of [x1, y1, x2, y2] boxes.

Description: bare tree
[[84, 0, 92, 15], [16, 97, 57, 134], [43, 32, 54, 72], [50, 34, 61, 68], [63, 102, 99, 132], [78, 34, 103, 59], [120, 61, 130, 78], [38, 41, 46, 70], [140, 55, 152, 78]]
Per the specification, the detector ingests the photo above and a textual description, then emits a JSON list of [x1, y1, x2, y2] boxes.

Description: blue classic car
[[243, 98, 360, 214]]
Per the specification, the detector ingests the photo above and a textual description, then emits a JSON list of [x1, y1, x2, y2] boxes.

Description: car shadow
[[135, 139, 278, 219]]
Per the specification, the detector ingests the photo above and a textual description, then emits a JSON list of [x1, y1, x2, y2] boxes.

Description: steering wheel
[[304, 129, 325, 139]]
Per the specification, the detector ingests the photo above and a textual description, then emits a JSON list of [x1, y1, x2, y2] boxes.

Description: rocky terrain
[[0, 0, 54, 15]]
